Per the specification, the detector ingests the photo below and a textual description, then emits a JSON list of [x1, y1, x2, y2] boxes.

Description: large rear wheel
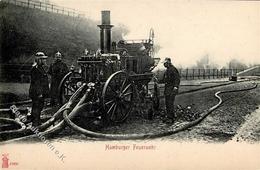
[[102, 71, 133, 123]]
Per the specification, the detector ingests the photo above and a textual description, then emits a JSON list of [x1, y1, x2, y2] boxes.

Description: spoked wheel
[[102, 71, 133, 123], [58, 71, 83, 104]]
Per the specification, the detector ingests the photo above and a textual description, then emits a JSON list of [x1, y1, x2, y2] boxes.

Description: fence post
[[27, 0, 29, 8], [62, 8, 64, 14], [51, 4, 53, 12], [39, 2, 41, 9], [198, 69, 200, 79], [192, 69, 195, 79], [179, 68, 182, 79], [186, 68, 188, 80], [217, 69, 219, 78]]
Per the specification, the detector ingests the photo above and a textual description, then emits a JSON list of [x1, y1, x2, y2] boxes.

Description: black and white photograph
[[0, 0, 260, 169]]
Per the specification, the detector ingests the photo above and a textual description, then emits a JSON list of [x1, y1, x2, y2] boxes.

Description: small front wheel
[[58, 71, 83, 105]]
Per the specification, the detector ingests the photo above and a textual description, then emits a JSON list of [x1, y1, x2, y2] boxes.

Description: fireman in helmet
[[29, 52, 49, 126], [48, 51, 69, 106], [163, 57, 180, 123]]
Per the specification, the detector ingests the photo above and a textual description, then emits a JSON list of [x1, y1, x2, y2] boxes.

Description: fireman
[[163, 57, 180, 123], [29, 52, 49, 126], [48, 51, 69, 106]]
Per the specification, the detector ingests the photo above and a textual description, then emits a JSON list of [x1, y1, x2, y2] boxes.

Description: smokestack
[[98, 11, 113, 54]]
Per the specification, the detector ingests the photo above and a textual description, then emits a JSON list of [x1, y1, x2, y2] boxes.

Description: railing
[[1, 0, 85, 18], [179, 68, 243, 80], [123, 39, 151, 44]]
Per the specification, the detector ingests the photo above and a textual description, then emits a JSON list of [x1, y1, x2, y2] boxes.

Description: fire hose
[[0, 84, 87, 141], [0, 118, 26, 135], [0, 82, 257, 143], [62, 83, 258, 140]]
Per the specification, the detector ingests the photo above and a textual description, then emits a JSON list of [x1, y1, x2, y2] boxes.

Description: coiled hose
[[0, 118, 26, 135], [0, 84, 87, 142]]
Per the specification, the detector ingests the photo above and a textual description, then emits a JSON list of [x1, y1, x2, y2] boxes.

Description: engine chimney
[[98, 11, 113, 54]]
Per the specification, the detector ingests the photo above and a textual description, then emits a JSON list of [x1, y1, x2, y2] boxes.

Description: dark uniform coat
[[163, 65, 180, 95], [29, 64, 49, 126], [29, 65, 49, 99], [48, 60, 69, 99], [163, 64, 180, 119]]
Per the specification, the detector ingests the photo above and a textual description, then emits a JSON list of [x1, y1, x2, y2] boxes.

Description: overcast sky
[[52, 0, 259, 68]]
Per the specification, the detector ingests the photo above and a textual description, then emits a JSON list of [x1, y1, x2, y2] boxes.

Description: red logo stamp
[[2, 154, 9, 168], [2, 154, 18, 168]]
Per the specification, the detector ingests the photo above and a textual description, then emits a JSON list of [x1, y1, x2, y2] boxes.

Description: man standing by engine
[[48, 51, 69, 106], [163, 57, 180, 124], [29, 52, 49, 126]]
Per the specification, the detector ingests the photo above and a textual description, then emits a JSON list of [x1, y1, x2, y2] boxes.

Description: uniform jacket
[[48, 61, 69, 80], [163, 65, 180, 95], [29, 64, 49, 99], [48, 60, 69, 97]]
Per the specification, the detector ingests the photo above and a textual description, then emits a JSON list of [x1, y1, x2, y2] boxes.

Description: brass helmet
[[55, 51, 62, 60], [35, 52, 48, 59]]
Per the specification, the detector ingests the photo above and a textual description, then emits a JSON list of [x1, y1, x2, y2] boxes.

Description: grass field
[[0, 82, 30, 103]]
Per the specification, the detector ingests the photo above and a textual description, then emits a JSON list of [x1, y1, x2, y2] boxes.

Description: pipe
[[97, 10, 113, 54]]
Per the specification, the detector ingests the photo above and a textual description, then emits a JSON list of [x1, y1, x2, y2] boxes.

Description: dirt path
[[231, 106, 260, 143], [162, 80, 260, 142]]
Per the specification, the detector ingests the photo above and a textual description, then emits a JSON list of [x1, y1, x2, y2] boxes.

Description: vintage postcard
[[0, 0, 260, 169]]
